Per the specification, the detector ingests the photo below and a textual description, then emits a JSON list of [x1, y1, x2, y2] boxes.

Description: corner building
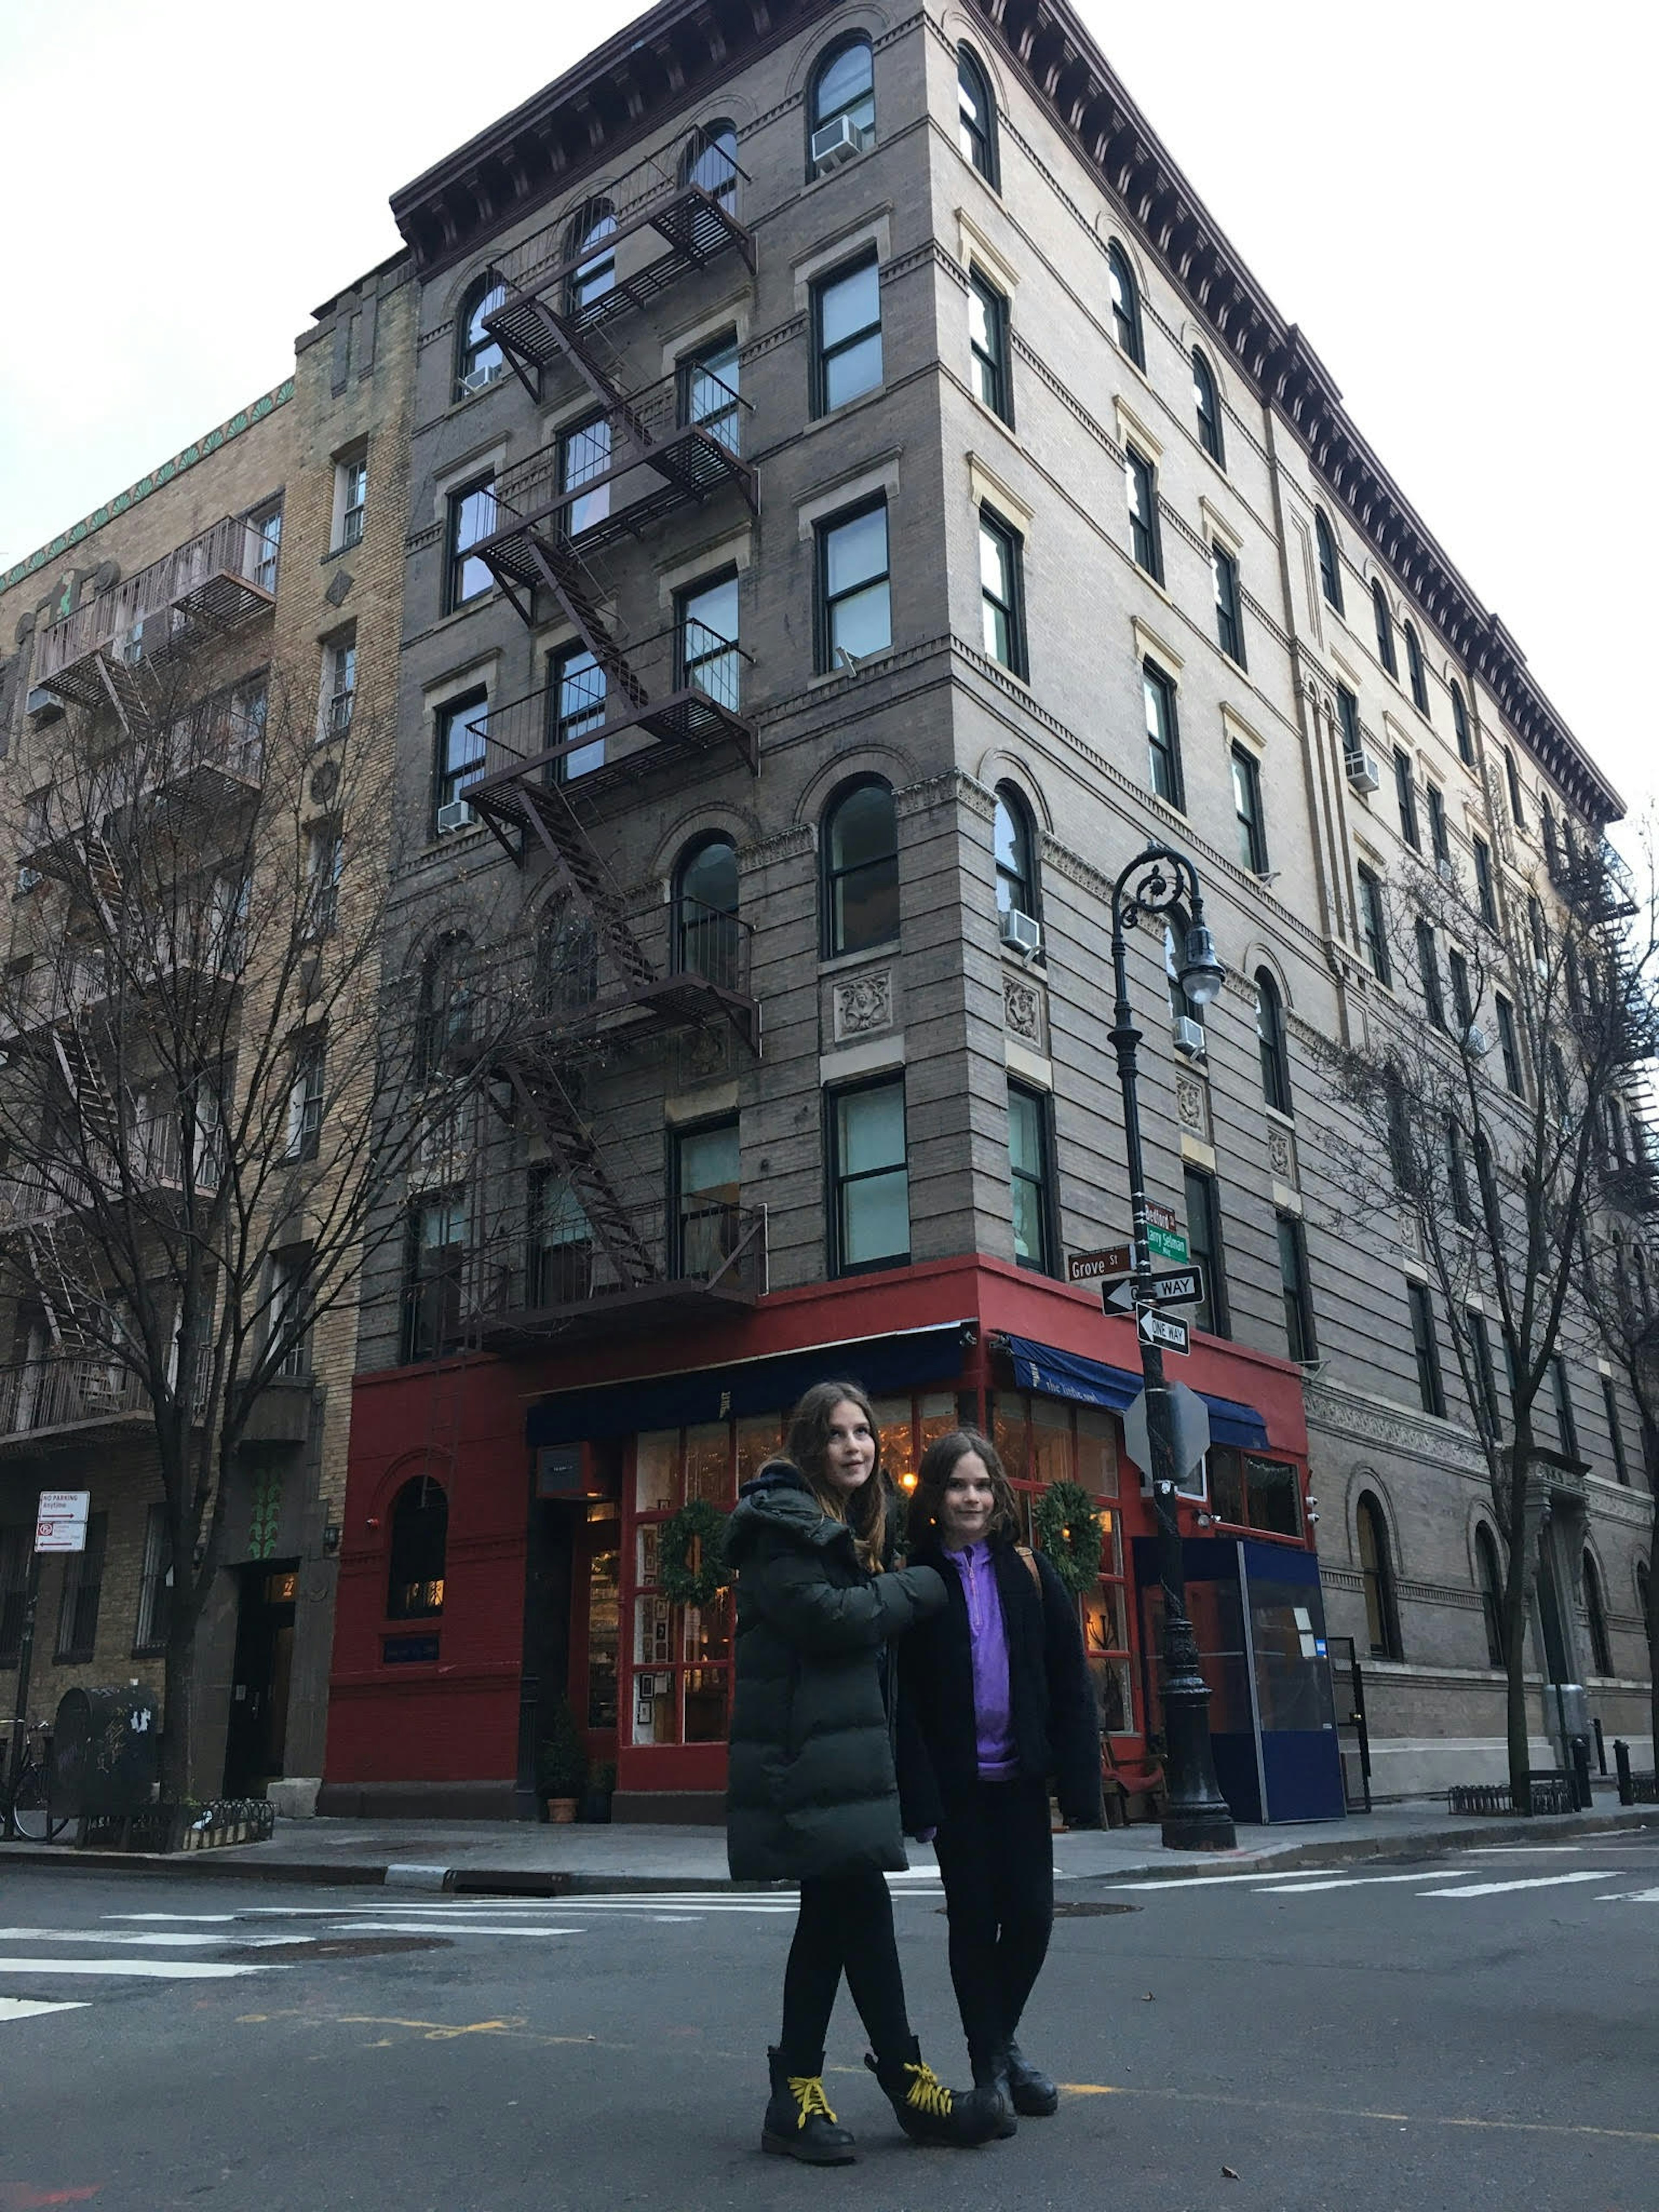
[[329, 0, 1651, 1817]]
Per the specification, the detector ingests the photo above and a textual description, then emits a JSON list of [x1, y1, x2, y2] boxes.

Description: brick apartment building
[[318, 0, 1652, 1821], [0, 258, 416, 1798]]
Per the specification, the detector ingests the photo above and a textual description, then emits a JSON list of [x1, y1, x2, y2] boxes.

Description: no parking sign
[[35, 1489, 90, 1553]]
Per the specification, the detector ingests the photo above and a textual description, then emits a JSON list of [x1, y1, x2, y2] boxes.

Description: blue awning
[[526, 1322, 972, 1448], [996, 1333, 1269, 1452]]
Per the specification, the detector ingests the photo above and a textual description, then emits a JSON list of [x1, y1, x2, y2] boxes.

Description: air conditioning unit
[[435, 798, 477, 834], [25, 685, 63, 724], [1462, 1022, 1491, 1058], [1344, 750, 1382, 795], [457, 363, 499, 397], [811, 116, 870, 172], [1172, 1015, 1206, 1058], [999, 907, 1042, 956], [16, 867, 41, 894]]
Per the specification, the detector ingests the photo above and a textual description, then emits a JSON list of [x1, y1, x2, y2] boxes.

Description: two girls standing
[[725, 1382, 1099, 2163]]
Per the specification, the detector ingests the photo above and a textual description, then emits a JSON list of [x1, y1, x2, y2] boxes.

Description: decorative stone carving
[[833, 968, 893, 1041], [1176, 1073, 1209, 1137], [1267, 1121, 1297, 1184], [1003, 972, 1044, 1048]]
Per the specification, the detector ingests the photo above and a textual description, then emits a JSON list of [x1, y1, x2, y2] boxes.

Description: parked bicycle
[[1, 1722, 70, 1842]]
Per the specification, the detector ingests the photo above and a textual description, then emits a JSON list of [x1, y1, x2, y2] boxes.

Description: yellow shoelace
[[903, 2062, 953, 2119], [788, 2076, 838, 2129]]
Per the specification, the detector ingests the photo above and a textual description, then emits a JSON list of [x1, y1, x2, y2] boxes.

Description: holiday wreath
[[658, 1498, 731, 1607], [1032, 1481, 1103, 1594]]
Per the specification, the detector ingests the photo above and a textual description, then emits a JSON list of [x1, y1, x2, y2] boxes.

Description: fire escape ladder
[[521, 537, 649, 709], [53, 1024, 121, 1162], [519, 784, 655, 994], [23, 1220, 97, 1350], [92, 648, 161, 738], [502, 1062, 655, 1287]]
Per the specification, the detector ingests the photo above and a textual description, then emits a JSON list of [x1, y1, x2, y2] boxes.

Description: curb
[[3, 1805, 1653, 1894]]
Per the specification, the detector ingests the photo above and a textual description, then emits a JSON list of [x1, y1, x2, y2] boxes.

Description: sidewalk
[[3, 1789, 1654, 1892]]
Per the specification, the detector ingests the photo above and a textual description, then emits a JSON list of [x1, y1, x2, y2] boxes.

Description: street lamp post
[[1108, 842, 1236, 1851]]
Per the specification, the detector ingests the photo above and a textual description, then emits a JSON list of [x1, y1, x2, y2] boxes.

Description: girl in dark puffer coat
[[725, 1379, 1004, 2163]]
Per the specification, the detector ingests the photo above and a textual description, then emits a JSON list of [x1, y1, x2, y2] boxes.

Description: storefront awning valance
[[526, 1322, 972, 1449], [995, 1333, 1269, 1453]]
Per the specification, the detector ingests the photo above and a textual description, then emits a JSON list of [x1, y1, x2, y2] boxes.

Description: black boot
[[762, 2047, 857, 2164], [1002, 2038, 1059, 2117], [969, 2047, 1019, 2139], [864, 2037, 1006, 2147]]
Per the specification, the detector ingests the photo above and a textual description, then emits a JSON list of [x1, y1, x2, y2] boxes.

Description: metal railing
[[0, 1354, 148, 1436], [533, 892, 751, 1026], [475, 1195, 766, 1320], [22, 692, 266, 864], [488, 128, 746, 301], [35, 517, 277, 683], [0, 1122, 221, 1224], [495, 367, 747, 524]]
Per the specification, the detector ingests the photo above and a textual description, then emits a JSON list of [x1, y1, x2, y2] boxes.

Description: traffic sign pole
[[5, 1553, 41, 1820]]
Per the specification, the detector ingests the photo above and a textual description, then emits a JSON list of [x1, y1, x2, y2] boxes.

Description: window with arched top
[[536, 893, 598, 1020], [387, 1476, 448, 1620], [454, 275, 506, 400], [1192, 348, 1224, 465], [1357, 1492, 1402, 1659], [810, 35, 875, 166], [416, 932, 472, 1077], [674, 834, 740, 988], [1404, 623, 1429, 715], [1255, 969, 1292, 1116], [957, 44, 997, 183], [993, 783, 1038, 932], [565, 199, 617, 318], [823, 779, 899, 957], [1315, 511, 1343, 613], [1639, 1560, 1653, 1637], [682, 120, 738, 210], [1475, 1525, 1506, 1667], [1583, 1550, 1613, 1675], [1372, 579, 1397, 678], [1107, 242, 1144, 369]]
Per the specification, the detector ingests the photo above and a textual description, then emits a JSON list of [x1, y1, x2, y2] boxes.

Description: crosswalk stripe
[[0, 1957, 286, 1980], [0, 1928, 307, 1949], [1598, 1888, 1659, 1903], [1422, 1872, 1616, 1898], [1249, 1871, 1481, 1894], [336, 1922, 584, 1938], [0, 1996, 88, 2022]]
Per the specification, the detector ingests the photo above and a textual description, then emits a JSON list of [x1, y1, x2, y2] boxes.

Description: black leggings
[[779, 1865, 912, 2071], [931, 1775, 1055, 2061]]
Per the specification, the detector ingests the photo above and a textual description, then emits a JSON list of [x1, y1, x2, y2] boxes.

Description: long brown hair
[[908, 1427, 1020, 1550], [784, 1379, 890, 1571]]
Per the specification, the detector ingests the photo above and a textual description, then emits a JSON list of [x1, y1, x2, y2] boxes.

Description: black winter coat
[[897, 1536, 1103, 1831], [725, 1462, 946, 1883]]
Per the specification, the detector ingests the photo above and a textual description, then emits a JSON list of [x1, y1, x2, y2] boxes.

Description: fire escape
[[458, 133, 765, 1348]]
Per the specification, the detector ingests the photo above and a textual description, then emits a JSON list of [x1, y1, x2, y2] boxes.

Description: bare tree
[[0, 663, 516, 1800], [1313, 822, 1659, 1808]]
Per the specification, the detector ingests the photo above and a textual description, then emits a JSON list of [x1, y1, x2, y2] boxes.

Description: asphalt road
[[1, 1834, 1655, 2212]]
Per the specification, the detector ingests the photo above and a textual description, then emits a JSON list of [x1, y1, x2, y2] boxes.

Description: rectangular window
[[1603, 1375, 1630, 1484], [679, 333, 741, 454], [1393, 747, 1420, 849], [433, 692, 487, 824], [1448, 946, 1474, 1034], [323, 630, 356, 740], [968, 270, 1011, 424], [268, 1246, 312, 1380], [978, 509, 1026, 677], [1007, 1082, 1053, 1274], [0, 1526, 29, 1665], [1335, 684, 1363, 769], [677, 569, 741, 709], [1125, 448, 1162, 579], [1357, 866, 1390, 985], [547, 645, 606, 783], [528, 1172, 593, 1307], [1466, 1308, 1500, 1433], [813, 251, 882, 414], [445, 477, 496, 610], [1415, 918, 1445, 1028], [1427, 783, 1449, 866], [1231, 746, 1268, 874], [1207, 1449, 1301, 1538], [55, 1510, 107, 1663], [1211, 543, 1246, 666], [1408, 1281, 1446, 1417], [817, 499, 891, 671], [286, 1042, 325, 1161], [402, 1193, 468, 1363], [1505, 749, 1526, 831], [829, 1077, 909, 1276], [559, 415, 612, 536], [1446, 1116, 1473, 1227], [1472, 835, 1497, 928], [1183, 1165, 1229, 1337], [1495, 993, 1523, 1094], [1276, 1213, 1316, 1363], [1550, 1355, 1578, 1459], [1142, 661, 1183, 810], [133, 1503, 172, 1656], [673, 1117, 740, 1279], [305, 824, 342, 937], [334, 453, 367, 551], [249, 499, 283, 594]]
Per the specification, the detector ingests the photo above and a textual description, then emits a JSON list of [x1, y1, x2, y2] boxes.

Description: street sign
[[1067, 1244, 1134, 1284], [1122, 1385, 1211, 1487], [1103, 1265, 1205, 1317], [1137, 1307, 1190, 1355], [36, 1489, 90, 1554], [1144, 1200, 1179, 1234], [1147, 1224, 1190, 1264]]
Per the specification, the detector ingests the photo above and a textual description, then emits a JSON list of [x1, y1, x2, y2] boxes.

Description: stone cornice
[[968, 0, 1620, 828]]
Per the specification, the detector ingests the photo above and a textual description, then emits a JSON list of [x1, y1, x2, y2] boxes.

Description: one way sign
[[1102, 1265, 1205, 1317], [1137, 1307, 1191, 1355]]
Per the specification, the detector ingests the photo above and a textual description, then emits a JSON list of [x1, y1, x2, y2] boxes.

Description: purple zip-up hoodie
[[945, 1541, 1018, 1780]]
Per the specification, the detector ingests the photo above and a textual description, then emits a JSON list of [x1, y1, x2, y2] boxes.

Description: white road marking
[[1252, 1871, 1483, 1894], [335, 1922, 584, 1938], [0, 1957, 284, 1980], [1422, 1872, 1616, 1898], [1598, 1887, 1659, 1903], [1106, 1870, 1403, 1891], [0, 1996, 88, 2022], [107, 1912, 241, 1923], [0, 1929, 308, 1949]]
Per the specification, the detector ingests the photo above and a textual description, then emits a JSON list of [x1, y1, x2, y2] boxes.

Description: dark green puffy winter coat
[[725, 1461, 946, 1884]]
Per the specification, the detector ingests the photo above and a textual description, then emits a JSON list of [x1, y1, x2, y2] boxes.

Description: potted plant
[[582, 1759, 617, 1825], [535, 1698, 589, 1823]]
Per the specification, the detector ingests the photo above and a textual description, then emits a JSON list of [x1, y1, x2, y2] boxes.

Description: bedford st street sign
[[1102, 1266, 1206, 1317]]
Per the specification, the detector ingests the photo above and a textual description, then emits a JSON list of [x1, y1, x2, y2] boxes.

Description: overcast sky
[[2, 0, 1651, 820]]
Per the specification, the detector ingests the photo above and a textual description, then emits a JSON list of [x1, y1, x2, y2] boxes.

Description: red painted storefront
[[323, 1257, 1313, 1819]]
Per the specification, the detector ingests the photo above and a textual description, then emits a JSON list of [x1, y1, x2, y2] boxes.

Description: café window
[[1206, 1449, 1303, 1539]]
